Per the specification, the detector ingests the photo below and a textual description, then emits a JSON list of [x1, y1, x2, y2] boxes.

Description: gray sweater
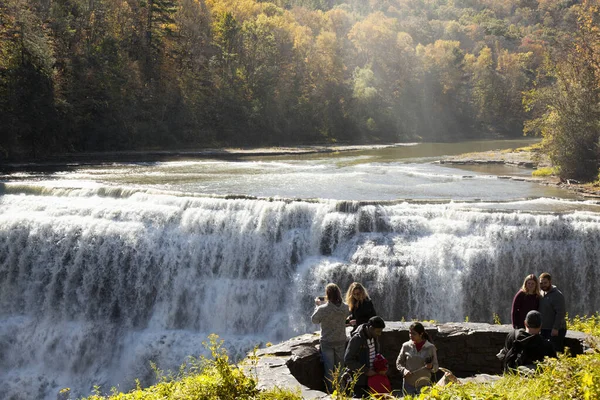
[[396, 340, 439, 387], [311, 301, 349, 345], [540, 285, 566, 330]]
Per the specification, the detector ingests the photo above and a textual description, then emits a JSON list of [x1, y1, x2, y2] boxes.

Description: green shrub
[[81, 334, 301, 400], [532, 167, 556, 177]]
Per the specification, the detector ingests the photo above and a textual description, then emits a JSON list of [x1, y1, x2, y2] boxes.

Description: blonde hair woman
[[345, 282, 376, 333], [511, 274, 541, 329]]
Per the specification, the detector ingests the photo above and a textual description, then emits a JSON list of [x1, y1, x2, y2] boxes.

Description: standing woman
[[396, 322, 438, 396], [345, 282, 377, 333], [312, 283, 349, 392], [511, 274, 541, 329]]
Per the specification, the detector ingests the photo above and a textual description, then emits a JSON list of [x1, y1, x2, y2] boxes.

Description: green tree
[[524, 0, 600, 181], [0, 0, 60, 158]]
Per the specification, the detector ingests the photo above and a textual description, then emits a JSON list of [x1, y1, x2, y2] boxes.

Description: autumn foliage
[[0, 0, 598, 181]]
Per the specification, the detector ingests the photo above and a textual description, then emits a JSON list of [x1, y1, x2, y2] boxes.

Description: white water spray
[[1, 186, 599, 399]]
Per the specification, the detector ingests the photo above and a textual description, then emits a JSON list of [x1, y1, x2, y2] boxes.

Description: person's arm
[[368, 299, 377, 319], [346, 308, 355, 326], [503, 330, 515, 353], [428, 344, 439, 373], [311, 303, 323, 324], [511, 291, 522, 328], [344, 335, 362, 372], [552, 293, 566, 332], [396, 344, 409, 375]]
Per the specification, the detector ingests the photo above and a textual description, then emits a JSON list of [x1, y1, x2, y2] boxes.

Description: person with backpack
[[499, 310, 556, 373]]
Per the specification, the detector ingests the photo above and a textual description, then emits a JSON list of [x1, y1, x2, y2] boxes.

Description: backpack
[[502, 330, 528, 371]]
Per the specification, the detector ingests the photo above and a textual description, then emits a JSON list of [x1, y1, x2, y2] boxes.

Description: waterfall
[[1, 185, 599, 399]]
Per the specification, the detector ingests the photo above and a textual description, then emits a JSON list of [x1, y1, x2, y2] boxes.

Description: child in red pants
[[368, 353, 391, 394]]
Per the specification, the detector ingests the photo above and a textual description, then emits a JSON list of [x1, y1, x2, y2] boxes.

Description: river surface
[[0, 139, 587, 206], [1, 140, 599, 399]]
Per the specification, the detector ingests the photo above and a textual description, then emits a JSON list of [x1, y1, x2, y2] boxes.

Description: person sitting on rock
[[344, 316, 385, 398], [499, 310, 557, 373], [396, 321, 439, 396]]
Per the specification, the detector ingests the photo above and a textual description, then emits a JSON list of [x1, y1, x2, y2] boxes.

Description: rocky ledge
[[437, 149, 600, 199], [244, 322, 589, 398]]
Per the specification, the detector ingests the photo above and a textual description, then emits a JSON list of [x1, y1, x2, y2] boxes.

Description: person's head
[[521, 274, 541, 296], [524, 310, 542, 334], [409, 322, 430, 344], [325, 283, 342, 305], [539, 272, 552, 292], [345, 282, 370, 310], [367, 316, 385, 338], [372, 353, 388, 372]]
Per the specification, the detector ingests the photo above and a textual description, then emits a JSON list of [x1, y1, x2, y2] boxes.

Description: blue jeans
[[403, 382, 419, 396], [321, 341, 346, 392], [541, 328, 566, 353]]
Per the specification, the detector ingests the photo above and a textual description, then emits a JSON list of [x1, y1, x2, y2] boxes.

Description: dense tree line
[[0, 0, 598, 179]]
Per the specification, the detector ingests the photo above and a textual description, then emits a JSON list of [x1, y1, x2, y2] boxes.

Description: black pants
[[541, 328, 566, 353]]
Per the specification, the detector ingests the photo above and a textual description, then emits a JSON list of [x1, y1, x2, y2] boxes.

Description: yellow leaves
[[291, 25, 312, 53], [582, 371, 593, 386], [347, 11, 398, 58]]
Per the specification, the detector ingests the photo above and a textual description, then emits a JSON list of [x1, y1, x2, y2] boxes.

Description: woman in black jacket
[[345, 282, 377, 332]]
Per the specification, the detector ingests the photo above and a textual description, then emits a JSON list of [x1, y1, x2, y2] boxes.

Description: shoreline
[[439, 149, 600, 199]]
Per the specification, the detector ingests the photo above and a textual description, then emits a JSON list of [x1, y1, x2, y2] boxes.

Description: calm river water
[[1, 139, 590, 207]]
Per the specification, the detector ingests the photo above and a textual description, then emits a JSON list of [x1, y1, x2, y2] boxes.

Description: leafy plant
[[532, 167, 557, 177]]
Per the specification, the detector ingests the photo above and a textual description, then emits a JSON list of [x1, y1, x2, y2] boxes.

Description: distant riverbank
[[439, 148, 600, 199]]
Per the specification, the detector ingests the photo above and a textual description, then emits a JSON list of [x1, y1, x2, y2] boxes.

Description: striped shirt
[[367, 338, 376, 368]]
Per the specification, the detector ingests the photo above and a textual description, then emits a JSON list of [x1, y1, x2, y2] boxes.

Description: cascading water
[[1, 184, 599, 399]]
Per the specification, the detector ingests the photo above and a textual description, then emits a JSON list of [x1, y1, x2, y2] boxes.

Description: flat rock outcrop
[[246, 322, 588, 397]]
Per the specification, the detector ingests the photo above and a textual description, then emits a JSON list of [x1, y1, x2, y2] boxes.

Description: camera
[[318, 296, 325, 301]]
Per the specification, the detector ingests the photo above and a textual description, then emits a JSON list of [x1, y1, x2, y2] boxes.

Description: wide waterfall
[[1, 183, 599, 399]]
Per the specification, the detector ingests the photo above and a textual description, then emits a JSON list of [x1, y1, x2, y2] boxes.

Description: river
[[1, 140, 599, 399]]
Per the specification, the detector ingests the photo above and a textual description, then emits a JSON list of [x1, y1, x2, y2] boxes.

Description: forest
[[0, 0, 599, 180]]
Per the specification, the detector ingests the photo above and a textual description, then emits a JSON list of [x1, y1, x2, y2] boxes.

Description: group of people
[[501, 272, 566, 372], [510, 272, 566, 351], [311, 273, 567, 397], [311, 282, 438, 397]]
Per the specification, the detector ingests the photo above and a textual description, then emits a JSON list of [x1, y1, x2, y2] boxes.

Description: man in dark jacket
[[539, 272, 567, 353], [501, 310, 556, 373], [344, 316, 385, 397]]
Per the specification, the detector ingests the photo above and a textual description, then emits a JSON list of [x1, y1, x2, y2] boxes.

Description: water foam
[[1, 189, 599, 398]]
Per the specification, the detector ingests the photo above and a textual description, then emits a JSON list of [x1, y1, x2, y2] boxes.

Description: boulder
[[247, 322, 590, 396]]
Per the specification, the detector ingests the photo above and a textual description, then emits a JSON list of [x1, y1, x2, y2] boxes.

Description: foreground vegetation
[[79, 315, 600, 400], [1, 0, 599, 182]]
